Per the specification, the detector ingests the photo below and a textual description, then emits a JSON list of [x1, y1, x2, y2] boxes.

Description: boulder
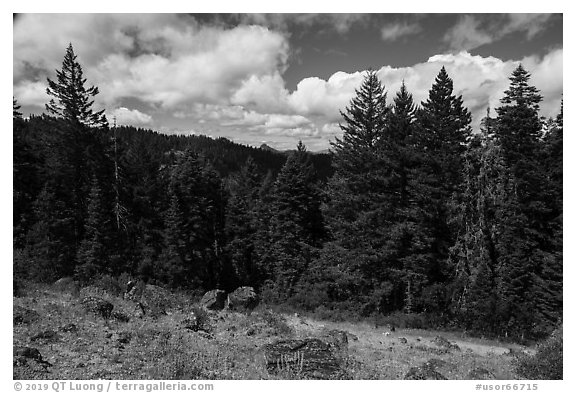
[[13, 346, 51, 368], [115, 331, 132, 346], [226, 286, 259, 312], [60, 323, 78, 333], [112, 310, 131, 322], [14, 346, 44, 361], [322, 329, 349, 351], [264, 338, 347, 379], [81, 296, 114, 319], [31, 330, 60, 343], [53, 277, 80, 295], [200, 289, 227, 310], [431, 336, 460, 351], [13, 306, 40, 325]]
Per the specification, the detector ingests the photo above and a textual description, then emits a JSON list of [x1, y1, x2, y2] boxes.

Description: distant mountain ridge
[[112, 126, 334, 180]]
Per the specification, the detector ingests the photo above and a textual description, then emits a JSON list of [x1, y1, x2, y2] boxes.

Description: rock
[[14, 346, 44, 361], [197, 331, 214, 340], [81, 296, 114, 319], [432, 336, 460, 351], [13, 306, 40, 325], [322, 329, 349, 351], [399, 337, 408, 344], [53, 277, 80, 295], [60, 323, 78, 333], [112, 310, 130, 322], [200, 289, 227, 310], [404, 364, 447, 380], [264, 338, 347, 379], [469, 367, 496, 380], [226, 286, 259, 312], [31, 330, 60, 343], [13, 346, 52, 369], [116, 331, 132, 345]]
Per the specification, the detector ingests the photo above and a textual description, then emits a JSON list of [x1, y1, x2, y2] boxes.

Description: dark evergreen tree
[[20, 183, 76, 282], [322, 70, 400, 314], [265, 142, 325, 300], [326, 69, 389, 248], [157, 186, 189, 287], [412, 66, 472, 311], [380, 81, 432, 313], [40, 44, 115, 272], [158, 150, 225, 289], [495, 64, 542, 166], [449, 134, 507, 333], [76, 175, 110, 283], [46, 43, 108, 128], [225, 156, 264, 287], [485, 65, 561, 338]]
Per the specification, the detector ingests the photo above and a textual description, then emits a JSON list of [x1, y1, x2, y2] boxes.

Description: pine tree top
[[421, 66, 455, 113], [499, 64, 543, 111], [333, 69, 389, 153], [418, 66, 471, 146], [46, 43, 108, 128]]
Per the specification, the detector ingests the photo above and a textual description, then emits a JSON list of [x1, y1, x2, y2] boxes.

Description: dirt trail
[[283, 313, 532, 357]]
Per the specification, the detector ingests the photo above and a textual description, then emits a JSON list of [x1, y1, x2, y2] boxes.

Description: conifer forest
[[13, 41, 562, 345]]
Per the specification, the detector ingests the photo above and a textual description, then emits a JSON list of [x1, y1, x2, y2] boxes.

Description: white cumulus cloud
[[109, 107, 153, 126], [14, 14, 290, 110]]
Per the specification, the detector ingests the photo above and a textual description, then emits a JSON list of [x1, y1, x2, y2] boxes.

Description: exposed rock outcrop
[[264, 338, 348, 379]]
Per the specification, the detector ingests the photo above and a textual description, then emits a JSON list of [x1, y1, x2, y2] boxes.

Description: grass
[[13, 280, 538, 380]]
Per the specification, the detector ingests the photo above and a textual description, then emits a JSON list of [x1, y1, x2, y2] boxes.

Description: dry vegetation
[[13, 281, 541, 380]]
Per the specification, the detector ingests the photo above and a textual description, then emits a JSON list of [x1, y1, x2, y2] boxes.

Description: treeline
[[13, 44, 562, 340]]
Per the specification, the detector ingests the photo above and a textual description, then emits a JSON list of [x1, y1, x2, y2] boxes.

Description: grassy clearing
[[13, 281, 536, 380]]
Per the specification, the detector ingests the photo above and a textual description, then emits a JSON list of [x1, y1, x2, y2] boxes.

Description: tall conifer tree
[[46, 44, 107, 128]]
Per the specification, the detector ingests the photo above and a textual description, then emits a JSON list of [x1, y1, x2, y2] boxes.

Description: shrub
[[516, 326, 563, 380], [196, 306, 213, 330]]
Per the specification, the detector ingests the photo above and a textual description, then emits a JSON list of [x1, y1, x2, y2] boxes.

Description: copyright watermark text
[[14, 381, 214, 393]]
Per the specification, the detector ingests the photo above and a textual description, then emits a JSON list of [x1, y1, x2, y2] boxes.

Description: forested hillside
[[13, 44, 562, 341]]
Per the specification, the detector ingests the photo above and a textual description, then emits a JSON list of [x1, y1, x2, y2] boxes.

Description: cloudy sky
[[13, 13, 563, 151]]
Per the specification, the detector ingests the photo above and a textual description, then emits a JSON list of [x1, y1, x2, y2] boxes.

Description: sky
[[13, 13, 563, 151]]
